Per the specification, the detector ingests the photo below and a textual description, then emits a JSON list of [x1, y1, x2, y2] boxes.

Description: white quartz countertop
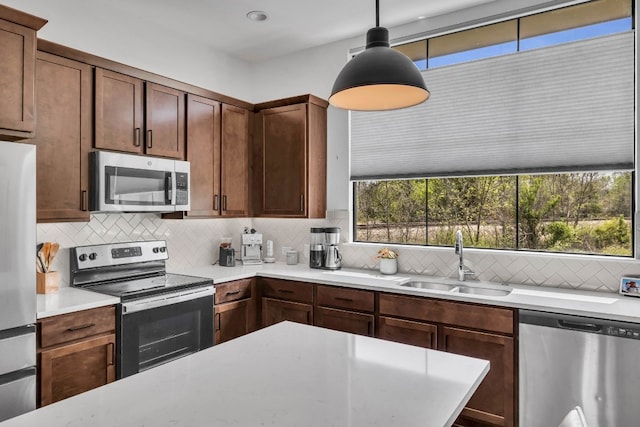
[[1, 322, 489, 427], [172, 263, 640, 323], [37, 287, 120, 319], [37, 262, 640, 323]]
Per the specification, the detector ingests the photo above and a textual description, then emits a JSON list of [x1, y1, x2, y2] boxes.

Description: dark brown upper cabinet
[[33, 52, 93, 222], [253, 95, 327, 218], [95, 68, 185, 159], [0, 5, 46, 141]]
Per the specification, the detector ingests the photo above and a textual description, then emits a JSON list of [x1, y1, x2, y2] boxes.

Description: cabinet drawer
[[260, 278, 313, 303], [215, 278, 252, 304], [39, 306, 116, 348], [379, 293, 514, 335], [316, 285, 374, 312]]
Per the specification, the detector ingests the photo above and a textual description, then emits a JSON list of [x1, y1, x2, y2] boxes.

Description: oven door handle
[[121, 286, 214, 314]]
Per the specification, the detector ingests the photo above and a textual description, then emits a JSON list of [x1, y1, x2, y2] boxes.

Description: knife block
[[37, 271, 59, 294]]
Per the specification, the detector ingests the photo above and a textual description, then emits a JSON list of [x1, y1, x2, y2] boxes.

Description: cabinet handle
[[81, 190, 88, 211], [306, 311, 311, 324], [107, 342, 115, 366], [222, 195, 227, 211], [335, 297, 353, 303], [66, 323, 95, 332], [300, 194, 305, 212], [277, 289, 294, 294], [225, 290, 241, 296], [134, 127, 141, 147], [215, 312, 221, 332], [147, 129, 153, 148], [214, 194, 219, 211], [367, 321, 372, 336]]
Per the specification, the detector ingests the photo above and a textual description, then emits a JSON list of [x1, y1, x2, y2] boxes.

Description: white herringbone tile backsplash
[[38, 210, 640, 293]]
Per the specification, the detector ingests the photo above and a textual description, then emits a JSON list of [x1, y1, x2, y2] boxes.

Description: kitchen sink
[[401, 281, 513, 297], [456, 286, 512, 296], [401, 281, 459, 291]]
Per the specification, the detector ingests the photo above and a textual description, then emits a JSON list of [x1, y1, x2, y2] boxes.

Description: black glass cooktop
[[86, 273, 213, 301]]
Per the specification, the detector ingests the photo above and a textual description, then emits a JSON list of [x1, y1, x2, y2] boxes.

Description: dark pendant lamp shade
[[330, 15, 430, 111]]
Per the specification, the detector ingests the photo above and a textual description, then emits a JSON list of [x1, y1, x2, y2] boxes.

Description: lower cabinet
[[442, 327, 515, 427], [260, 278, 314, 327], [314, 285, 374, 336], [37, 306, 116, 407], [378, 293, 516, 427], [214, 278, 257, 344]]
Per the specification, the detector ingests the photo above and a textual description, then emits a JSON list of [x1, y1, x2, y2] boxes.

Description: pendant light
[[329, 0, 430, 111]]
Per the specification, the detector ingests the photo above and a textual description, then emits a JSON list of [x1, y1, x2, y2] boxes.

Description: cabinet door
[[0, 18, 36, 138], [215, 299, 256, 344], [262, 298, 312, 328], [258, 104, 307, 216], [185, 94, 220, 217], [39, 334, 116, 407], [377, 316, 437, 349], [315, 306, 374, 336], [220, 104, 249, 216], [34, 52, 92, 222], [95, 68, 143, 154], [441, 327, 515, 427], [145, 82, 185, 159]]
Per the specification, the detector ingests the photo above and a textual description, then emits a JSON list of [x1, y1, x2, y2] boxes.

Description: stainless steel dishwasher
[[519, 309, 640, 427]]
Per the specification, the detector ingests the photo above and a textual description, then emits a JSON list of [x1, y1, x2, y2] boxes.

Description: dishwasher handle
[[557, 319, 602, 333]]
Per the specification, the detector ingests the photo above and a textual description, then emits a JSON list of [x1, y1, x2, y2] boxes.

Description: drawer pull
[[66, 323, 95, 332], [215, 313, 221, 332], [335, 297, 354, 303], [277, 289, 294, 294], [225, 290, 241, 296]]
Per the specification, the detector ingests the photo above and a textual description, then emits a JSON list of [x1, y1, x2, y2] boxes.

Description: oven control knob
[[159, 247, 166, 253], [153, 247, 159, 253], [89, 252, 97, 261], [79, 254, 88, 262]]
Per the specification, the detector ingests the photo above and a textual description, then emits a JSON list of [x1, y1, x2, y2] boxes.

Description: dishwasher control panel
[[606, 326, 640, 339]]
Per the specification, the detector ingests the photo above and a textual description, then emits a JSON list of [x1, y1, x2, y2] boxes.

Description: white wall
[[3, 0, 255, 101]]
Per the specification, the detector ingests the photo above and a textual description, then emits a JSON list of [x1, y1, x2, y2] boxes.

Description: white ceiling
[[103, 0, 498, 62]]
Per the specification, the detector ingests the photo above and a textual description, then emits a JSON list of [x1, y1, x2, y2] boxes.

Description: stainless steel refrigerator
[[0, 141, 36, 421]]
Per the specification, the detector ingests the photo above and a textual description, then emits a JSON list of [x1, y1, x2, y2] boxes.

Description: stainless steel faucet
[[455, 230, 475, 281]]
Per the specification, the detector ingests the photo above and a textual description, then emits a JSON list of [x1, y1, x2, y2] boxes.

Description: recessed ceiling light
[[246, 11, 268, 22]]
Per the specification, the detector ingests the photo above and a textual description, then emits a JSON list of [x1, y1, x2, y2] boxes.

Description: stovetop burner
[[85, 273, 213, 301], [70, 241, 214, 301]]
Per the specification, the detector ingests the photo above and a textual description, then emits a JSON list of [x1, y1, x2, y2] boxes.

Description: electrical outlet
[[281, 246, 292, 255]]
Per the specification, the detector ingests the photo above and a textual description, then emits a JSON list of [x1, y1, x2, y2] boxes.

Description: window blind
[[350, 31, 635, 181]]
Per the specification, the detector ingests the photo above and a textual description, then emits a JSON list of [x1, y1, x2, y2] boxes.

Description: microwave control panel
[[175, 172, 189, 205]]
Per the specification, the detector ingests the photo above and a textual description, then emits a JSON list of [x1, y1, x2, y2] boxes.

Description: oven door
[[91, 150, 179, 212], [118, 286, 214, 379]]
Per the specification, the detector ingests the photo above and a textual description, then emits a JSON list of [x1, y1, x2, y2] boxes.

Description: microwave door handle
[[166, 174, 174, 204]]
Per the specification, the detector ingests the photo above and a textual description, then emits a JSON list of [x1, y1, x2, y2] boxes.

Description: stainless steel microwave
[[91, 151, 190, 212]]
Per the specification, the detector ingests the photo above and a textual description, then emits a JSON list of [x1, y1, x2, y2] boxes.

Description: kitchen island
[[3, 322, 488, 427]]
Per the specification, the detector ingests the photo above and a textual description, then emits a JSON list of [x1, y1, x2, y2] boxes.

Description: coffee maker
[[241, 228, 262, 265], [218, 237, 235, 267], [309, 227, 342, 270], [323, 227, 342, 270]]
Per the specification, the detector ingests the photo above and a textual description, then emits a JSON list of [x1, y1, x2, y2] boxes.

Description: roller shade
[[350, 31, 635, 181]]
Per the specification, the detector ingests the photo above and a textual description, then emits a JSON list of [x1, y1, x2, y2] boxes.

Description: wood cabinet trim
[[37, 39, 252, 110], [254, 94, 329, 111], [0, 5, 47, 30]]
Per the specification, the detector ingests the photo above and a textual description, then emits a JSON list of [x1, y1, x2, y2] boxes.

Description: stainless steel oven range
[[70, 241, 214, 379]]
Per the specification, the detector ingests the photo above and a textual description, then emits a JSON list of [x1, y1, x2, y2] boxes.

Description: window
[[393, 40, 427, 70], [354, 172, 633, 256], [428, 20, 517, 68], [350, 0, 635, 257]]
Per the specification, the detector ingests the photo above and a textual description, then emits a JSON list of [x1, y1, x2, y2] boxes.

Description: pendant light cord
[[375, 0, 380, 27]]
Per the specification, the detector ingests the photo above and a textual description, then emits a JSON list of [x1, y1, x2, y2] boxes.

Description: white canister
[[286, 250, 298, 265]]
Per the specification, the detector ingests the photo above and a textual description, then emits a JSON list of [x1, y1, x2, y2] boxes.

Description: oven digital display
[[112, 247, 142, 259]]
